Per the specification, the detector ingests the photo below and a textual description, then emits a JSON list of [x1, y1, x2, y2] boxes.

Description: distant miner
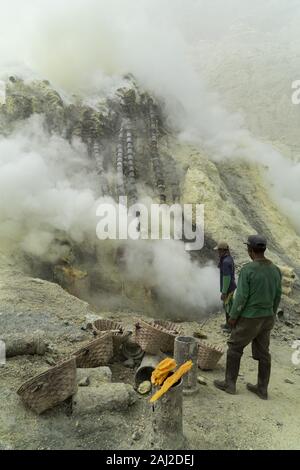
[[215, 241, 237, 331], [214, 235, 282, 400]]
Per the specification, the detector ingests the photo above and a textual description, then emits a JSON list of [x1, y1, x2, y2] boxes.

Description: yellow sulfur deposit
[[150, 360, 193, 403], [61, 266, 88, 281], [151, 358, 177, 387]]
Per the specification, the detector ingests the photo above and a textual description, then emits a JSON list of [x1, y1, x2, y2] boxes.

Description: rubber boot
[[214, 351, 241, 395], [247, 360, 271, 400]]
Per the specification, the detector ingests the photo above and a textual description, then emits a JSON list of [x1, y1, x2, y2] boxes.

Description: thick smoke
[[0, 116, 101, 260], [1, 0, 299, 234], [0, 117, 221, 310], [125, 240, 220, 312]]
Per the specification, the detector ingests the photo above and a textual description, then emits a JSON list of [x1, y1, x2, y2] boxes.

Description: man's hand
[[228, 318, 237, 328], [221, 293, 227, 302]]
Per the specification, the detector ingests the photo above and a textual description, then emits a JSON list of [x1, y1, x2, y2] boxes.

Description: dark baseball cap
[[244, 235, 267, 249]]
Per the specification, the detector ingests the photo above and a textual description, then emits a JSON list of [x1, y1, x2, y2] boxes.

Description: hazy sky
[[1, 0, 299, 86]]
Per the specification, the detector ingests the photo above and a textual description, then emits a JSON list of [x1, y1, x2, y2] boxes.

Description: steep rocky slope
[[0, 76, 299, 314]]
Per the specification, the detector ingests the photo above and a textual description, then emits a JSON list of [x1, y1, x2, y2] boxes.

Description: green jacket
[[230, 259, 282, 319]]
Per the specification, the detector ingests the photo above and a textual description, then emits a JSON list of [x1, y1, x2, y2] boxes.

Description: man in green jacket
[[214, 235, 282, 399]]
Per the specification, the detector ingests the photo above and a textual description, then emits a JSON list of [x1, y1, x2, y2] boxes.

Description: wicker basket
[[135, 320, 180, 354], [197, 341, 224, 370], [92, 319, 128, 355], [17, 358, 77, 414], [153, 320, 182, 353], [74, 332, 113, 368]]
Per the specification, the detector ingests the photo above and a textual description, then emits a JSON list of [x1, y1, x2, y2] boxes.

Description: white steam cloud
[[0, 117, 221, 311], [0, 116, 100, 260], [1, 0, 299, 234], [125, 240, 220, 312]]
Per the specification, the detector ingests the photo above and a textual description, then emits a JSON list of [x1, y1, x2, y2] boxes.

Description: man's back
[[231, 259, 282, 319]]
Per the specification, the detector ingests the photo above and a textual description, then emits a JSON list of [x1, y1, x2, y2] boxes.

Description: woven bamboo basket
[[135, 320, 180, 354], [197, 341, 224, 370], [153, 320, 182, 353], [92, 319, 128, 355], [17, 357, 77, 414], [74, 332, 113, 368]]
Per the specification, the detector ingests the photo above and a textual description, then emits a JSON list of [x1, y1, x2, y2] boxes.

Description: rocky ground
[[0, 260, 299, 451]]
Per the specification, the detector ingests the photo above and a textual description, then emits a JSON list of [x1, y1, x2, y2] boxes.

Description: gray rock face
[[72, 383, 137, 415]]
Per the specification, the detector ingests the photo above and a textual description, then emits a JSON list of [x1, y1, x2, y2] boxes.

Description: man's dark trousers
[[226, 316, 275, 396]]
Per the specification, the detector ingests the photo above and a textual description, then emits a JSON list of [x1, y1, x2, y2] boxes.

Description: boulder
[[72, 383, 137, 415]]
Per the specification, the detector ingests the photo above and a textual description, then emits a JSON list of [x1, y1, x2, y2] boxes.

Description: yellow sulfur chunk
[[150, 360, 193, 403], [151, 358, 177, 386]]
